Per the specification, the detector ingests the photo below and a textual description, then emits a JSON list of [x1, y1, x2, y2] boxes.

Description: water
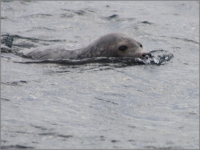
[[1, 1, 199, 149]]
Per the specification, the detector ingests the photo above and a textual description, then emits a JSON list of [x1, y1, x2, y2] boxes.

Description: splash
[[135, 49, 174, 65]]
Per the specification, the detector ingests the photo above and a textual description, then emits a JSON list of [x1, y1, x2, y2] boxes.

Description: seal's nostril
[[142, 53, 152, 58], [148, 53, 152, 57], [142, 53, 147, 57]]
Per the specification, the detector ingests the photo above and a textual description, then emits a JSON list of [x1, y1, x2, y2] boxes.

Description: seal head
[[75, 33, 150, 59]]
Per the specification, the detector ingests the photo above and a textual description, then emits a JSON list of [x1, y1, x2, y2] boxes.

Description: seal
[[17, 33, 152, 60]]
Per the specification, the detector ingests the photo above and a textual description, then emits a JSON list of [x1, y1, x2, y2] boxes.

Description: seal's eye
[[139, 44, 143, 48], [119, 45, 127, 51]]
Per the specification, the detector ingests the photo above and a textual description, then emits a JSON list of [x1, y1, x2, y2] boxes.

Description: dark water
[[1, 1, 199, 149]]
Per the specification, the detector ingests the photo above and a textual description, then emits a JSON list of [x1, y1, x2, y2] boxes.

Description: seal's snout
[[142, 53, 153, 59], [134, 50, 152, 59]]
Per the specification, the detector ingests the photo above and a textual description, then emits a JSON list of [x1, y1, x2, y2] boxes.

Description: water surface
[[1, 1, 199, 149]]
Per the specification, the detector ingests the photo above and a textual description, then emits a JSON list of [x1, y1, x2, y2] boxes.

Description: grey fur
[[19, 33, 148, 60]]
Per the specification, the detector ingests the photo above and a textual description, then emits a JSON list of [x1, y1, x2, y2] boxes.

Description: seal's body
[[19, 33, 151, 60]]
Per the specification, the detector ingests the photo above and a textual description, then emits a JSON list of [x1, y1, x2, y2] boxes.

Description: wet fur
[[18, 33, 146, 60]]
